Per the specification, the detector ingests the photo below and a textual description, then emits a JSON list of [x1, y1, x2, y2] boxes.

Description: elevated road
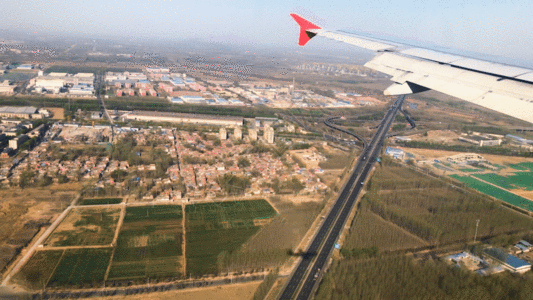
[[279, 95, 405, 300], [324, 116, 367, 149]]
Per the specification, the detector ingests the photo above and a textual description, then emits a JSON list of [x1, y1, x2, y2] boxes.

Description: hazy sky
[[1, 0, 532, 61]]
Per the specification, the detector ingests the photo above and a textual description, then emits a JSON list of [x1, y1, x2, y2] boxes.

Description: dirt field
[[98, 281, 260, 300], [44, 207, 121, 247], [0, 186, 76, 278], [513, 190, 533, 200], [44, 107, 65, 120], [0, 187, 76, 247]]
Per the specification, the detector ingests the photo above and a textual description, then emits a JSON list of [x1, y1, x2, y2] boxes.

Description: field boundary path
[[182, 204, 187, 277], [28, 272, 268, 299]]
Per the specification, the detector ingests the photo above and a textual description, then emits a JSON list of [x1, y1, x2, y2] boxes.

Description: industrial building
[[180, 95, 206, 104], [0, 106, 40, 119], [169, 97, 184, 104], [9, 134, 29, 150], [484, 249, 531, 274], [506, 134, 533, 145], [34, 72, 94, 93], [459, 134, 502, 147], [121, 111, 244, 127], [16, 64, 33, 70], [69, 83, 94, 96], [385, 147, 405, 159], [446, 153, 486, 165], [0, 80, 14, 94]]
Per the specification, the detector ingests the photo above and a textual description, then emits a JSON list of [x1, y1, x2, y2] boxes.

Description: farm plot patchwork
[[44, 207, 121, 247], [185, 200, 277, 276], [107, 205, 184, 281], [13, 201, 278, 289]]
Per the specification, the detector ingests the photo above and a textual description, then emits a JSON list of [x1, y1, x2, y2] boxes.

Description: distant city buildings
[[121, 111, 244, 127], [33, 72, 94, 95]]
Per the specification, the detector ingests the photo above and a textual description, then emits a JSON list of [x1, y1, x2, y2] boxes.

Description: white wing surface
[[290, 13, 533, 124]]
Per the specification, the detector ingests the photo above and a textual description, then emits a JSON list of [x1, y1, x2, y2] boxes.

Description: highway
[[94, 74, 115, 141], [324, 116, 367, 149], [279, 95, 405, 300]]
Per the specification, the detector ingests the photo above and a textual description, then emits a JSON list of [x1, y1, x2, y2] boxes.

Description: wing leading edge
[[290, 13, 533, 124]]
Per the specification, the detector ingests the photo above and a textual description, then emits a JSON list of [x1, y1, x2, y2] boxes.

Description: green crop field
[[80, 198, 123, 205], [186, 199, 276, 229], [123, 205, 182, 222], [45, 207, 120, 247], [186, 228, 260, 275], [450, 175, 533, 212], [47, 248, 112, 288], [12, 250, 64, 289], [107, 205, 184, 281], [185, 200, 277, 276], [473, 172, 533, 191], [459, 168, 482, 173], [509, 162, 533, 171]]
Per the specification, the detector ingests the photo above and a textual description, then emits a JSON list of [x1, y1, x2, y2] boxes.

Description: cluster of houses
[[2, 119, 329, 200], [175, 131, 328, 198]]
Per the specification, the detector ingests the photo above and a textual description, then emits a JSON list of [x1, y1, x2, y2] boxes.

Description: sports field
[[107, 205, 184, 281], [185, 200, 277, 276], [450, 175, 533, 212], [44, 207, 121, 247], [80, 198, 123, 205]]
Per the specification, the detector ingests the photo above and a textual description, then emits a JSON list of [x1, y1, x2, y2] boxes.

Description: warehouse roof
[[505, 254, 530, 269], [0, 106, 38, 114], [127, 110, 243, 122]]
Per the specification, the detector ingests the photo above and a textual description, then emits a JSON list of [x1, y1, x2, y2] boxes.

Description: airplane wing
[[290, 13, 533, 124]]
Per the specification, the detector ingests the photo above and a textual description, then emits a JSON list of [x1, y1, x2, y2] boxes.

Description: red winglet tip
[[290, 13, 321, 46], [290, 14, 321, 31]]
